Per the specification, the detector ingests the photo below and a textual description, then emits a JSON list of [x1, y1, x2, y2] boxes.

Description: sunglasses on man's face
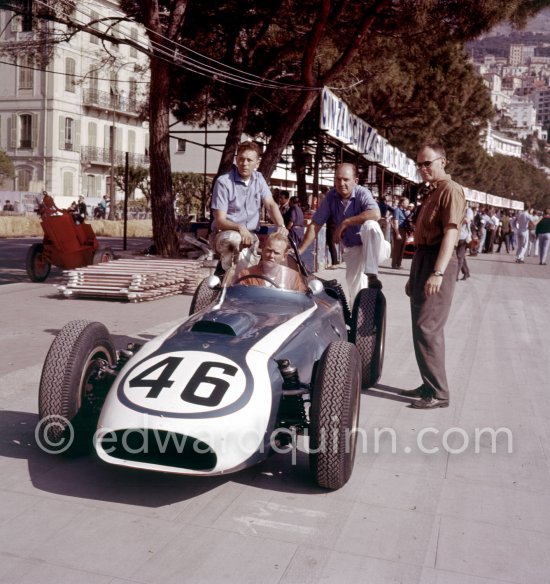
[[416, 157, 443, 169]]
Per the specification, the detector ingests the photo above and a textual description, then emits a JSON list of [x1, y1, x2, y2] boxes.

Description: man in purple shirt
[[211, 141, 287, 272], [298, 163, 389, 305]]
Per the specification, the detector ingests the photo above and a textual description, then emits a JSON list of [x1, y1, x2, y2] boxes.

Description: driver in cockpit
[[236, 232, 307, 292]]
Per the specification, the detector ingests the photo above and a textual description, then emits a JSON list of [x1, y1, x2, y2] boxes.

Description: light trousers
[[343, 220, 390, 306]]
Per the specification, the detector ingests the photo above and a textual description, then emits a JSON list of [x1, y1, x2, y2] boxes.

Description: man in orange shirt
[[402, 143, 466, 409]]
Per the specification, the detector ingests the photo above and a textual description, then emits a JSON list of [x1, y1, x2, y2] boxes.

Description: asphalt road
[[1, 237, 549, 584]]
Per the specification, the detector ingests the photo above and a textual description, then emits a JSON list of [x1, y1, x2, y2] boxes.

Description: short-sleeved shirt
[[413, 174, 466, 247], [211, 166, 272, 232], [312, 185, 378, 248], [515, 211, 533, 232], [393, 206, 408, 228]]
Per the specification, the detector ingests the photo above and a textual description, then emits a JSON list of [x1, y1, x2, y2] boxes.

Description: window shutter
[[32, 113, 38, 148], [88, 122, 97, 148], [104, 125, 110, 151], [9, 114, 17, 148], [75, 119, 81, 152], [116, 126, 122, 152], [128, 130, 135, 154], [59, 116, 65, 150]]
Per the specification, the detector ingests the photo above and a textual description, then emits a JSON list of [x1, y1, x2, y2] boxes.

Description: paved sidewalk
[[0, 245, 549, 583]]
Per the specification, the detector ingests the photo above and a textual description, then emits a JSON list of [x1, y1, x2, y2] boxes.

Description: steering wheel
[[234, 274, 281, 288]]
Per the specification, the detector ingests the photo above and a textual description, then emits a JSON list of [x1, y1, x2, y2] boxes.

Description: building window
[[88, 121, 97, 148], [17, 168, 32, 191], [18, 55, 33, 90], [20, 114, 32, 148], [62, 171, 74, 196], [59, 116, 80, 151], [128, 130, 136, 153], [65, 117, 74, 149], [86, 174, 98, 197], [177, 139, 186, 153], [129, 78, 138, 109], [11, 15, 22, 33], [111, 24, 121, 52], [130, 28, 138, 57], [65, 58, 76, 92], [89, 10, 99, 44]]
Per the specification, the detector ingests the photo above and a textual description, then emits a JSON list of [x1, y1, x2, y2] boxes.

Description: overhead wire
[[28, 0, 326, 92]]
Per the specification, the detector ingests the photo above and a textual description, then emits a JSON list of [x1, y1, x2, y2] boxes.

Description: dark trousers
[[484, 228, 496, 253], [391, 227, 407, 268], [326, 220, 339, 265], [456, 239, 470, 279], [496, 232, 510, 253], [410, 247, 458, 401]]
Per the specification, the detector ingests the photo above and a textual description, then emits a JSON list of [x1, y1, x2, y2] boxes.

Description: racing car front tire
[[309, 341, 361, 490], [189, 277, 220, 315], [26, 243, 51, 282], [350, 288, 386, 388], [38, 320, 116, 456]]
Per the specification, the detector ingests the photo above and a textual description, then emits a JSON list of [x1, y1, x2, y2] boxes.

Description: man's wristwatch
[[432, 270, 444, 277]]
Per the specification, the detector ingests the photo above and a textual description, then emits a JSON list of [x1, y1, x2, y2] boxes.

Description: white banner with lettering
[[320, 87, 419, 182]]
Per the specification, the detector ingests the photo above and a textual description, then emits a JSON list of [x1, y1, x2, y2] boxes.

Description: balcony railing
[[82, 88, 142, 116], [81, 146, 150, 167]]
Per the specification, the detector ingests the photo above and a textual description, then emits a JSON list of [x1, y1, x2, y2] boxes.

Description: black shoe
[[460, 274, 470, 281], [411, 397, 449, 409], [401, 386, 424, 398], [367, 274, 383, 290]]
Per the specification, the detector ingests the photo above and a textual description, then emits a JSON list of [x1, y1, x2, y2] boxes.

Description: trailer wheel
[[38, 320, 116, 456], [26, 243, 51, 282], [189, 277, 220, 315], [349, 288, 386, 388], [92, 247, 114, 264], [309, 341, 361, 490]]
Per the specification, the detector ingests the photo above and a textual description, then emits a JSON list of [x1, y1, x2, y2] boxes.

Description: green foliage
[[476, 153, 550, 209], [172, 172, 211, 217], [0, 149, 15, 180], [114, 165, 150, 201]]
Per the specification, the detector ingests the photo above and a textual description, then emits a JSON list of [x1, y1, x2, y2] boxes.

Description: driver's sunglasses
[[416, 157, 442, 169]]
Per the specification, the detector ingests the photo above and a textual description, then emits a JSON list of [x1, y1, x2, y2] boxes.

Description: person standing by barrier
[[496, 210, 511, 254], [298, 163, 389, 306], [391, 197, 410, 269], [286, 196, 305, 246], [401, 142, 466, 409], [536, 208, 550, 265]]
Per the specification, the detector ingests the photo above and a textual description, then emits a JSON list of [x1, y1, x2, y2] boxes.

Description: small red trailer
[[26, 195, 113, 282]]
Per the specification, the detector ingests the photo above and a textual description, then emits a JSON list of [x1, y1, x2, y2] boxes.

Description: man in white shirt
[[514, 207, 534, 263]]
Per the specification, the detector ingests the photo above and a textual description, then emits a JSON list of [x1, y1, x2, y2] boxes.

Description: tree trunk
[[215, 92, 252, 178], [149, 58, 179, 257], [259, 91, 320, 179]]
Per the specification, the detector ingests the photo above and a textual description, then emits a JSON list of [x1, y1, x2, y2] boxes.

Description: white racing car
[[38, 248, 386, 490]]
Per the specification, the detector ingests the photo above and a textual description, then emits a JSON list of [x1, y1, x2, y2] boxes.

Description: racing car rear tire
[[350, 288, 386, 388], [189, 277, 220, 315], [38, 320, 116, 456], [26, 243, 51, 282], [309, 341, 361, 490]]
